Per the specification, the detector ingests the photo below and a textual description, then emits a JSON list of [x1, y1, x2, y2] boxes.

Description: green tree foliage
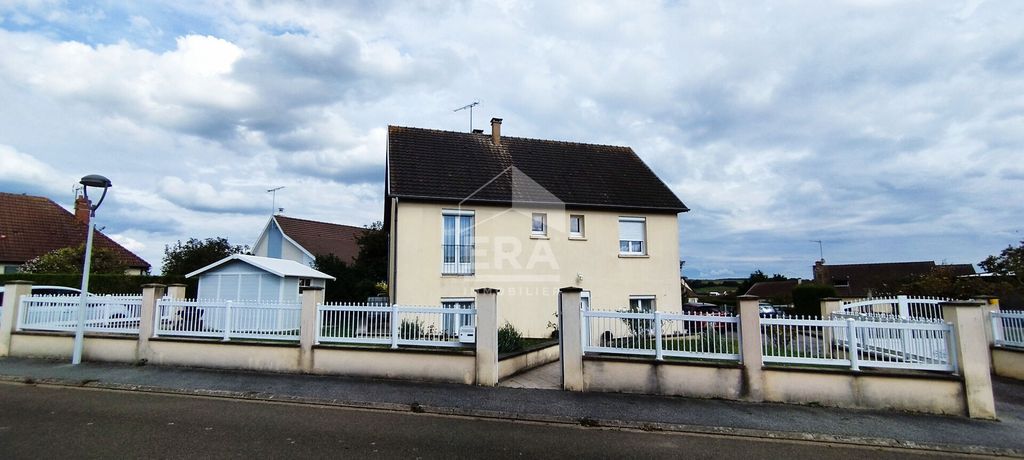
[[791, 284, 837, 317], [314, 221, 387, 303], [980, 240, 1024, 288], [20, 244, 128, 274], [161, 237, 250, 276], [877, 266, 999, 299]]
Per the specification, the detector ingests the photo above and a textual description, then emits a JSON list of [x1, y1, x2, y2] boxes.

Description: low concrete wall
[[993, 347, 1024, 381], [583, 357, 744, 400], [148, 339, 301, 373], [581, 355, 966, 416], [313, 346, 475, 384], [762, 368, 966, 416], [8, 332, 136, 363], [498, 342, 559, 380]]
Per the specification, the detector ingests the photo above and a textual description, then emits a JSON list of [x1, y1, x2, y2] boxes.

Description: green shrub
[[791, 284, 837, 317], [498, 321, 524, 353], [398, 318, 424, 339], [0, 273, 194, 296]]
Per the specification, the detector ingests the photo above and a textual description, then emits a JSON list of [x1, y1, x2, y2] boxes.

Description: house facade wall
[[252, 221, 315, 266], [390, 201, 682, 337]]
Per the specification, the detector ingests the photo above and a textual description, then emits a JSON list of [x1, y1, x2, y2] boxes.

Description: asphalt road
[[0, 383, 984, 459]]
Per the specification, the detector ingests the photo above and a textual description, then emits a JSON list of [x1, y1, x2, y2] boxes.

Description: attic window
[[299, 278, 312, 287], [833, 278, 849, 288]]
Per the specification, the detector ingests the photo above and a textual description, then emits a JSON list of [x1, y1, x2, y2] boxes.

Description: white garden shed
[[186, 254, 335, 303]]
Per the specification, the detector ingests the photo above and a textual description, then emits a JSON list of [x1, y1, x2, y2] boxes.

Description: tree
[[792, 284, 837, 317], [20, 244, 128, 274], [161, 237, 250, 276], [877, 266, 998, 299], [314, 221, 387, 303], [980, 240, 1024, 288]]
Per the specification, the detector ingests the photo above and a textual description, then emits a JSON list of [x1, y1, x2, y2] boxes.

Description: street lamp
[[72, 174, 112, 365]]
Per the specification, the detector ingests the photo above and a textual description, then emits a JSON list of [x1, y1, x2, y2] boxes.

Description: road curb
[[1, 374, 1021, 458]]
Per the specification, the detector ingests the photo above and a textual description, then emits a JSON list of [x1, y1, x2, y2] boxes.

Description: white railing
[[992, 310, 1024, 349], [841, 295, 948, 320], [155, 298, 301, 341], [18, 294, 144, 334], [316, 302, 476, 348], [762, 314, 956, 372], [582, 309, 741, 362]]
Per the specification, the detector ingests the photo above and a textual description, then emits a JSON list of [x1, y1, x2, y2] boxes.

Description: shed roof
[[387, 126, 688, 213], [186, 254, 335, 280]]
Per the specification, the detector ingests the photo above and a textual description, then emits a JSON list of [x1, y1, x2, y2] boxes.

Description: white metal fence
[[582, 309, 741, 362], [18, 294, 143, 334], [762, 314, 956, 372], [316, 302, 476, 348], [155, 298, 301, 341], [992, 310, 1024, 349], [841, 295, 948, 320]]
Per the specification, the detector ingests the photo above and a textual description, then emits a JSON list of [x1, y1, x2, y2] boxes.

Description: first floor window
[[442, 210, 475, 275], [619, 217, 646, 255], [532, 213, 547, 236], [569, 215, 584, 238], [441, 298, 475, 335]]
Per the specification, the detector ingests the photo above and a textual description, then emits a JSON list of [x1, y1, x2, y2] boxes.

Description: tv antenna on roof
[[453, 101, 480, 132], [810, 240, 824, 262], [267, 186, 285, 215]]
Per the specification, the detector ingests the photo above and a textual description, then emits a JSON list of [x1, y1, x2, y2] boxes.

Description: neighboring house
[[186, 254, 335, 303], [0, 192, 150, 275], [252, 215, 365, 266], [812, 260, 976, 298], [386, 118, 688, 336], [680, 278, 699, 304], [745, 279, 803, 306]]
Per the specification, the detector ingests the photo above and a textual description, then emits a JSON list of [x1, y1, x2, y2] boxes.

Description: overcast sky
[[1, 1, 1021, 278]]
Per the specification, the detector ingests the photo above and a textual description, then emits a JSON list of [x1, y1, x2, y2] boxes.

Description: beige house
[[386, 119, 688, 337]]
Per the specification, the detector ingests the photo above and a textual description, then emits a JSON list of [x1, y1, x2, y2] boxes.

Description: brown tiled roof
[[813, 261, 976, 297], [387, 126, 688, 213], [0, 192, 150, 270], [274, 215, 365, 262], [746, 280, 801, 298]]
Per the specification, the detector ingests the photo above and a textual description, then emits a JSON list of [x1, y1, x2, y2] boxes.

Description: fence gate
[[840, 295, 948, 320]]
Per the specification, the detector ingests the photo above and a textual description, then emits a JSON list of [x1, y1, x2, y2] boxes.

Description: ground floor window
[[628, 295, 656, 313], [441, 298, 475, 335]]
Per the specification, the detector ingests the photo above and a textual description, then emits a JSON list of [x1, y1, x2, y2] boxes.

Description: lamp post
[[72, 174, 112, 365]]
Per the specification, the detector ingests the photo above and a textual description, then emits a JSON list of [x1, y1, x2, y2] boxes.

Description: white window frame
[[531, 212, 547, 236], [618, 217, 647, 255], [569, 214, 585, 239], [441, 297, 475, 335], [629, 295, 656, 313], [442, 209, 475, 275]]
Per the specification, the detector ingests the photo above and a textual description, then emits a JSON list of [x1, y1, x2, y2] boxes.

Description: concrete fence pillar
[[975, 296, 1000, 348], [942, 300, 997, 420], [820, 297, 843, 318], [559, 287, 584, 391], [299, 287, 324, 373], [0, 280, 33, 357], [737, 295, 764, 402], [136, 284, 165, 362], [166, 283, 188, 300], [474, 288, 500, 386]]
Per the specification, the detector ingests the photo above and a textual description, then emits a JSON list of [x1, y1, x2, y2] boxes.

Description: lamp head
[[80, 174, 112, 189]]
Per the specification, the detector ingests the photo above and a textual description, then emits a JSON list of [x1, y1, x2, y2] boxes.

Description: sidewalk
[[1, 357, 1022, 457]]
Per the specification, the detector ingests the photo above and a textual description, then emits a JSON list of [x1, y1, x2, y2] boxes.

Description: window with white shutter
[[618, 217, 646, 255]]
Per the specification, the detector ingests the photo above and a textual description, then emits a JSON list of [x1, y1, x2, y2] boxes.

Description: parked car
[[1, 286, 139, 328], [0, 285, 81, 305], [758, 303, 779, 317], [682, 303, 731, 332]]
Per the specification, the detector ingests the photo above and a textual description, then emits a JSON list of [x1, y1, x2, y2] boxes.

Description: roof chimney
[[74, 195, 91, 225], [490, 117, 502, 145]]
